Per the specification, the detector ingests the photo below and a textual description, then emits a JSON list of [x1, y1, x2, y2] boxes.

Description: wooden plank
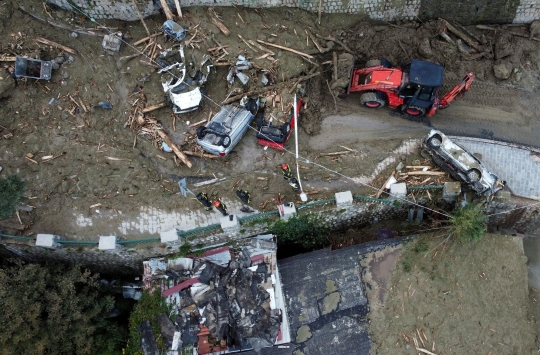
[[34, 37, 77, 55], [407, 171, 446, 176], [257, 39, 314, 59], [173, 0, 183, 18], [156, 129, 192, 168], [142, 102, 167, 113], [159, 0, 174, 20]]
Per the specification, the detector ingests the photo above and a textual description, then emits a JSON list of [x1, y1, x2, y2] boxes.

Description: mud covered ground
[[363, 234, 540, 355], [0, 0, 539, 238]]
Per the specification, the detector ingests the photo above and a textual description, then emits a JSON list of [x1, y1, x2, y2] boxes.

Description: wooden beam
[[156, 129, 192, 168], [406, 171, 446, 176], [34, 37, 77, 55], [131, 0, 151, 36], [142, 102, 167, 113], [159, 0, 174, 20], [257, 39, 313, 59], [173, 0, 183, 18]]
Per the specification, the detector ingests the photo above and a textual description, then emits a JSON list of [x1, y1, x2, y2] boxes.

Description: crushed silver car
[[424, 129, 505, 196], [196, 97, 261, 156], [158, 46, 212, 114]]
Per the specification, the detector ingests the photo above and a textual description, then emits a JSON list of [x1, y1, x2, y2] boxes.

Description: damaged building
[[140, 235, 290, 354]]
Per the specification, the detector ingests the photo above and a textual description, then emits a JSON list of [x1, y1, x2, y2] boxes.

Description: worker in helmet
[[236, 189, 251, 204], [196, 192, 212, 211], [289, 177, 300, 193], [213, 198, 228, 216], [281, 163, 292, 180]]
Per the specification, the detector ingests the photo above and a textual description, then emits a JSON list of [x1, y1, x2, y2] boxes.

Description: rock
[[493, 63, 510, 80], [51, 62, 60, 70], [494, 34, 513, 60], [417, 38, 433, 58], [62, 71, 69, 79], [0, 76, 15, 99], [530, 20, 540, 38], [330, 77, 350, 90], [70, 32, 78, 38]]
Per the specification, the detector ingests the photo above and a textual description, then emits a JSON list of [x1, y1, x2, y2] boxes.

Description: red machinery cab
[[256, 96, 303, 150], [349, 59, 473, 117]]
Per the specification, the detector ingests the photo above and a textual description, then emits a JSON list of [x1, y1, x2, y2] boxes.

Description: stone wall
[[46, 0, 540, 23]]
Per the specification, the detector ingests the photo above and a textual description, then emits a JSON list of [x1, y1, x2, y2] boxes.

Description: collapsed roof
[[140, 235, 287, 354]]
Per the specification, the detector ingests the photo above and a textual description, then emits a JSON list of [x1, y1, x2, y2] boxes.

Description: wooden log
[[182, 150, 219, 159], [318, 0, 323, 25], [407, 171, 446, 176], [208, 8, 230, 36], [0, 55, 16, 62], [376, 172, 395, 198], [440, 18, 482, 51], [257, 39, 314, 59], [131, 0, 151, 36], [332, 52, 339, 82], [142, 102, 167, 113], [221, 72, 320, 104], [173, 0, 183, 18], [314, 33, 354, 54], [34, 37, 77, 55], [476, 24, 540, 42], [188, 119, 207, 127], [308, 31, 323, 53], [319, 151, 350, 156], [249, 40, 275, 55], [156, 129, 192, 168], [238, 34, 257, 52], [133, 33, 161, 46], [159, 0, 174, 20]]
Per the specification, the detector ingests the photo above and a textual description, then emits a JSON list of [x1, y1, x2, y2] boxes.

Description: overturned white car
[[158, 46, 212, 114], [424, 129, 505, 196]]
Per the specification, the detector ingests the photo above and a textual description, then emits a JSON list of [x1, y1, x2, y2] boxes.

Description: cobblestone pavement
[[452, 137, 540, 200]]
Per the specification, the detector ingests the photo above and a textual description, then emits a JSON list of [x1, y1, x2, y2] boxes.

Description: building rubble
[[140, 235, 289, 354]]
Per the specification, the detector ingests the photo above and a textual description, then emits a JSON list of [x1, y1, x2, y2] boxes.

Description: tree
[[449, 203, 488, 243], [0, 174, 25, 219], [269, 213, 329, 250], [0, 261, 121, 355]]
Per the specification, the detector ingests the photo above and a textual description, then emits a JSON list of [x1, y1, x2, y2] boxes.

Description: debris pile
[[141, 236, 286, 354]]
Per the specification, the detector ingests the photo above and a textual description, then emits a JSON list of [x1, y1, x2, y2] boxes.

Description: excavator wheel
[[403, 105, 425, 116], [360, 92, 385, 108]]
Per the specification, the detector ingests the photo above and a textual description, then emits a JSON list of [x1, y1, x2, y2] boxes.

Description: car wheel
[[360, 92, 385, 108], [256, 112, 266, 129], [427, 135, 442, 149], [220, 135, 231, 148], [467, 168, 481, 182], [247, 99, 259, 115], [403, 105, 426, 116], [196, 126, 207, 139], [164, 95, 173, 108], [365, 59, 382, 68]]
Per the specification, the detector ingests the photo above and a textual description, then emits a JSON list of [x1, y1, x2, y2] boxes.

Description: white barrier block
[[335, 191, 353, 207], [220, 215, 239, 232], [389, 183, 407, 199], [36, 234, 58, 248], [99, 236, 117, 250], [278, 203, 296, 221], [160, 229, 179, 243]]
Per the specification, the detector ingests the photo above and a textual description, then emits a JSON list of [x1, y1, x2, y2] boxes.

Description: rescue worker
[[281, 163, 292, 180], [213, 198, 228, 216], [236, 189, 251, 204], [196, 192, 212, 211], [289, 177, 300, 193]]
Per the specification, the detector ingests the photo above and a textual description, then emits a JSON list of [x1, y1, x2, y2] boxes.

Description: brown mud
[[0, 1, 539, 238]]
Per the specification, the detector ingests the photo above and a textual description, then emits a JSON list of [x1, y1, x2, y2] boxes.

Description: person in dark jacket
[[281, 163, 292, 180], [236, 189, 251, 204], [289, 177, 300, 192], [213, 198, 228, 216], [196, 192, 212, 211]]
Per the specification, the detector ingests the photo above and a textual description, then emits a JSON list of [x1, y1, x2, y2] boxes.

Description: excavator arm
[[426, 72, 475, 117]]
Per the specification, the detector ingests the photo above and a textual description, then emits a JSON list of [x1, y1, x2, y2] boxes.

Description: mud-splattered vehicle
[[424, 129, 505, 196]]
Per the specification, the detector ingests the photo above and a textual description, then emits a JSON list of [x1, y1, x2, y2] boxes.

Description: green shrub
[[450, 203, 487, 243], [269, 213, 329, 250], [0, 175, 25, 219]]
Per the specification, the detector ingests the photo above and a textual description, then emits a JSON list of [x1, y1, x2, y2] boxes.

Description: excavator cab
[[398, 60, 444, 115]]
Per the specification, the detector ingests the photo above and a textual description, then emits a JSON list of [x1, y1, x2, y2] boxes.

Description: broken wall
[[46, 0, 540, 23], [2, 198, 540, 274]]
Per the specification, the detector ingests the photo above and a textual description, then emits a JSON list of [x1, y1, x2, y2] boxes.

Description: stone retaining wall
[[46, 0, 540, 23]]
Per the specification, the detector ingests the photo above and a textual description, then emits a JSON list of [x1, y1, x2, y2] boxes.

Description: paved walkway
[[451, 137, 540, 200]]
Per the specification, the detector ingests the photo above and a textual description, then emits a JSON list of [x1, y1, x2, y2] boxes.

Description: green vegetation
[[449, 203, 488, 243], [126, 289, 170, 355], [269, 213, 329, 250], [0, 261, 123, 355], [0, 174, 26, 219]]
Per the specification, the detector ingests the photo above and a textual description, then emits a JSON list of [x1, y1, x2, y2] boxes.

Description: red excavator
[[347, 59, 474, 117]]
